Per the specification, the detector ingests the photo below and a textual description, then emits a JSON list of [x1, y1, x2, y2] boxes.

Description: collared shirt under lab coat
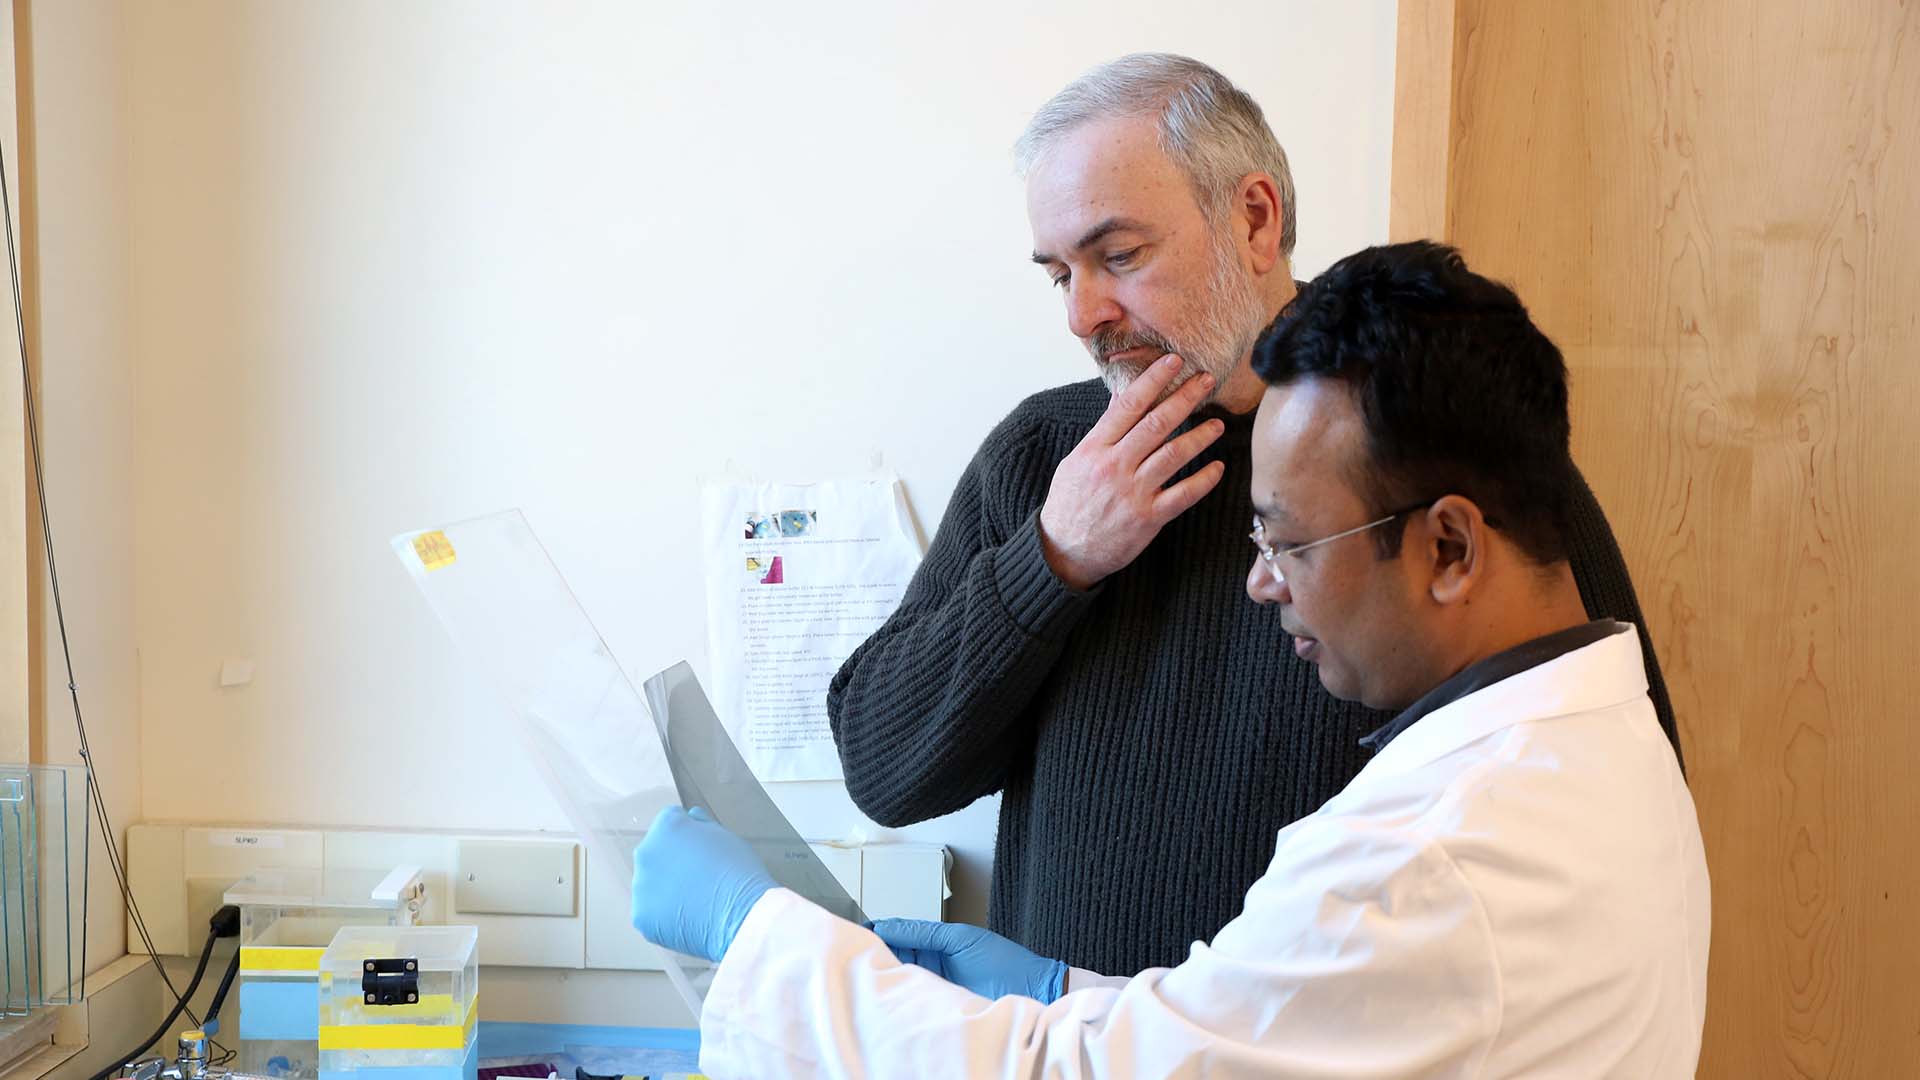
[[697, 625, 1711, 1078]]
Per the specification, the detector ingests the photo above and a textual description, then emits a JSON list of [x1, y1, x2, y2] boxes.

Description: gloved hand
[[630, 805, 777, 963], [871, 918, 1068, 1003]]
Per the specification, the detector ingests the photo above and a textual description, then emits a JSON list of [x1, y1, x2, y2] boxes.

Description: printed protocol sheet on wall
[[700, 474, 923, 781]]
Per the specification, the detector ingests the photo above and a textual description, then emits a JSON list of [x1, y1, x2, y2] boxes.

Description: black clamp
[[361, 957, 420, 1006]]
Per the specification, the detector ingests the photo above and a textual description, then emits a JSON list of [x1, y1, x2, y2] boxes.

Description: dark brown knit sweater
[[828, 378, 1678, 975]]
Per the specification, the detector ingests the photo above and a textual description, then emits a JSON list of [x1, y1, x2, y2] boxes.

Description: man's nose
[[1246, 557, 1290, 605], [1065, 278, 1123, 341]]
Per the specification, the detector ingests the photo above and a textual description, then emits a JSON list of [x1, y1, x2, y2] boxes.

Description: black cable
[[0, 113, 204, 1022], [87, 924, 220, 1080], [201, 945, 242, 1034], [200, 944, 243, 1067]]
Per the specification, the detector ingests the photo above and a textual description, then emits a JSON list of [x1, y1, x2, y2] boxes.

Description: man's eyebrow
[[1252, 498, 1294, 526], [1031, 217, 1150, 264]]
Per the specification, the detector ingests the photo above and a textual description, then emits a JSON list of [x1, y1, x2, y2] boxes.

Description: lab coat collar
[[1359, 620, 1625, 755], [1359, 622, 1650, 779]]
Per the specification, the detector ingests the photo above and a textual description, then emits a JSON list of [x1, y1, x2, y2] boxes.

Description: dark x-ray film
[[392, 509, 865, 1017], [643, 661, 863, 924]]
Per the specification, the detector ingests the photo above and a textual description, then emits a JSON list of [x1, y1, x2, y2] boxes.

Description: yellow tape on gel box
[[318, 996, 478, 1051], [240, 945, 327, 974]]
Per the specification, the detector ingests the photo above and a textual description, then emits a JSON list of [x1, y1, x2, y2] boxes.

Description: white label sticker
[[204, 831, 285, 849]]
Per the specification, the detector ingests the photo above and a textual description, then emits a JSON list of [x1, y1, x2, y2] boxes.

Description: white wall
[[25, 0, 137, 979], [38, 0, 1395, 1023]]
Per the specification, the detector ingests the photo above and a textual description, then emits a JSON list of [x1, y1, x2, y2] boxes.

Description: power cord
[[200, 934, 245, 1066], [86, 905, 240, 1080], [0, 107, 211, 1037]]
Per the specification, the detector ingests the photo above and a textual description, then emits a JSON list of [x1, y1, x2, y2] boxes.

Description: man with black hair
[[631, 242, 1711, 1078], [826, 50, 1683, 984]]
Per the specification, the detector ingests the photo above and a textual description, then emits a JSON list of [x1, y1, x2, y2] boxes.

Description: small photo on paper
[[744, 514, 778, 540], [776, 510, 818, 537], [744, 554, 785, 585]]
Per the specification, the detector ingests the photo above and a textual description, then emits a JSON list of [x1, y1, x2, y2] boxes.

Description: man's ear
[[1424, 495, 1487, 607], [1237, 172, 1286, 275]]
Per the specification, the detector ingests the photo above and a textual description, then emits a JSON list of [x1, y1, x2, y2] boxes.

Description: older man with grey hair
[[827, 53, 1677, 979]]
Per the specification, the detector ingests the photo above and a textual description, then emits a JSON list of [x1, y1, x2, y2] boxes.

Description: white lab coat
[[698, 626, 1710, 1078]]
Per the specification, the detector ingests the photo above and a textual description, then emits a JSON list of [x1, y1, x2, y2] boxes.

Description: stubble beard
[[1092, 230, 1269, 404]]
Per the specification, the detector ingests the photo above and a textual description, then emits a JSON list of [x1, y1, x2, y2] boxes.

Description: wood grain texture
[[1387, 0, 1456, 242], [0, 0, 26, 761], [1393, 1, 1920, 1075]]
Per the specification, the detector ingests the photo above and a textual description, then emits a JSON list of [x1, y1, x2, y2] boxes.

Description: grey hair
[[1014, 53, 1297, 257]]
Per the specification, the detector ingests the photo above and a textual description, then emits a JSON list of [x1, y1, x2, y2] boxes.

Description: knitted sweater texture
[[827, 379, 1678, 975]]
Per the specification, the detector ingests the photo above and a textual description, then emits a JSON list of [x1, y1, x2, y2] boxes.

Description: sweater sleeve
[[1562, 465, 1683, 772], [827, 427, 1098, 826]]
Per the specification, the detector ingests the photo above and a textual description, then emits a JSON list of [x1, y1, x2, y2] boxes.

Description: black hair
[[1251, 240, 1575, 566]]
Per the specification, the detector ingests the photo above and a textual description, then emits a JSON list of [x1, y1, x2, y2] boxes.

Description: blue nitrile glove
[[871, 918, 1068, 1003], [630, 805, 777, 963]]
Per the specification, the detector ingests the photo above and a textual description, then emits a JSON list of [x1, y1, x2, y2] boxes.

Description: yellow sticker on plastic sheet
[[412, 531, 457, 571]]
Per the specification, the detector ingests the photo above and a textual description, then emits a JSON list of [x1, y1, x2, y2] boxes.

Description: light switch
[[454, 838, 578, 917]]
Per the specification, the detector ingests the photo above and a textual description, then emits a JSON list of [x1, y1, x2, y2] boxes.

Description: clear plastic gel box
[[318, 925, 478, 1080], [229, 867, 424, 1079]]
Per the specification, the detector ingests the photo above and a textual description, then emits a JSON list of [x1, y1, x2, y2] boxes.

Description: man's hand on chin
[[1039, 354, 1227, 590]]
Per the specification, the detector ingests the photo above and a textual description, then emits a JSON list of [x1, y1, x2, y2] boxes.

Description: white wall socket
[[128, 822, 945, 971]]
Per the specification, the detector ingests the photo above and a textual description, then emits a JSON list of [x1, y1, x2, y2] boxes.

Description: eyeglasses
[[1249, 500, 1436, 586]]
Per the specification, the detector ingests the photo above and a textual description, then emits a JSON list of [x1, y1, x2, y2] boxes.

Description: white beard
[[1096, 231, 1268, 402]]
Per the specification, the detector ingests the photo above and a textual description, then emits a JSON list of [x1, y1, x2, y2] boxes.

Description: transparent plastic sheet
[[391, 510, 864, 1020]]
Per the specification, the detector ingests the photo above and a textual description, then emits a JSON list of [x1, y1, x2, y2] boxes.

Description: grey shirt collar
[[1359, 620, 1630, 755]]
